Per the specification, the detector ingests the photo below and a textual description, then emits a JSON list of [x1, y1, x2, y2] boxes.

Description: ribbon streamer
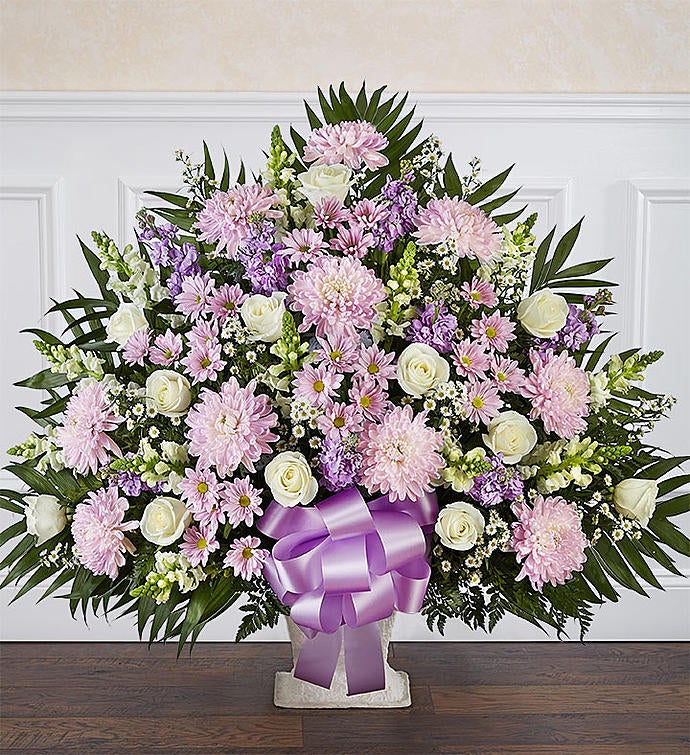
[[258, 487, 438, 695]]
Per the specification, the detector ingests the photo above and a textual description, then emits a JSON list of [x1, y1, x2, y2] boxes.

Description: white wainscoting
[[0, 93, 688, 642]]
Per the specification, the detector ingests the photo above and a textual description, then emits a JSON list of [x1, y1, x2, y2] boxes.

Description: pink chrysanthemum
[[303, 120, 389, 170], [209, 283, 247, 321], [195, 185, 283, 257], [180, 524, 220, 567], [181, 340, 226, 384], [414, 198, 501, 263], [292, 364, 344, 408], [317, 401, 363, 439], [188, 319, 220, 349], [179, 466, 225, 528], [281, 228, 328, 265], [350, 198, 388, 230], [71, 487, 138, 579], [510, 495, 587, 592], [460, 277, 498, 310], [175, 273, 215, 320], [223, 536, 269, 580], [122, 328, 150, 366], [521, 350, 590, 439], [149, 329, 183, 366], [288, 256, 385, 338], [463, 379, 504, 426], [313, 196, 350, 229], [186, 378, 278, 476], [56, 381, 122, 475], [349, 378, 390, 421], [329, 224, 374, 259], [452, 339, 491, 380], [314, 332, 360, 373], [358, 406, 444, 502], [353, 344, 397, 387], [470, 312, 516, 353], [490, 356, 527, 394], [222, 477, 264, 527]]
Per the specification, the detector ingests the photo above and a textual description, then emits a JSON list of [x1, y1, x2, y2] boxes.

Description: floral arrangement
[[1, 85, 687, 672]]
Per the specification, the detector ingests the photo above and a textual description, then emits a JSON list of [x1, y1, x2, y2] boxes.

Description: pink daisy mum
[[313, 197, 350, 229], [292, 363, 344, 408], [56, 381, 122, 475], [358, 406, 444, 502], [353, 344, 397, 387], [490, 356, 527, 394], [178, 466, 225, 528], [460, 277, 498, 310], [209, 283, 247, 321], [181, 340, 226, 384], [149, 329, 183, 366], [288, 256, 385, 338], [281, 228, 328, 265], [175, 273, 215, 320], [223, 536, 269, 580], [303, 120, 389, 170], [71, 487, 138, 579], [470, 312, 516, 353], [329, 224, 375, 259], [351, 199, 388, 230], [349, 378, 390, 421], [317, 401, 363, 439], [122, 328, 150, 366], [222, 477, 264, 527], [180, 524, 220, 567], [452, 339, 491, 380], [414, 198, 501, 263], [462, 379, 504, 426], [314, 332, 360, 373], [188, 319, 220, 349], [510, 495, 587, 592], [521, 350, 590, 439], [186, 378, 278, 476], [195, 184, 283, 257]]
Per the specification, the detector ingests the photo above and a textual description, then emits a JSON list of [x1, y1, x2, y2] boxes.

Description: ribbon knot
[[258, 487, 438, 695]]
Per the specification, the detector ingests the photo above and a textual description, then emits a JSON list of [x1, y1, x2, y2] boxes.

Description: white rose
[[265, 451, 318, 508], [25, 494, 67, 546], [240, 292, 287, 343], [517, 289, 569, 338], [140, 497, 191, 545], [297, 164, 353, 205], [145, 370, 192, 417], [106, 302, 148, 346], [613, 478, 659, 527], [435, 502, 485, 551], [482, 411, 538, 464], [397, 343, 450, 398]]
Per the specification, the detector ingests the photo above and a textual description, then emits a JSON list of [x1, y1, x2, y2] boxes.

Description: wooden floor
[[0, 642, 688, 754]]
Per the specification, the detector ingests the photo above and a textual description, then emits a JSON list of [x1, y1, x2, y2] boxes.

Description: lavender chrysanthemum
[[468, 454, 524, 507], [406, 300, 458, 354]]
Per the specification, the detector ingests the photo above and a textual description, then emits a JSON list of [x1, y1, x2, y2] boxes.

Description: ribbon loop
[[258, 486, 438, 695]]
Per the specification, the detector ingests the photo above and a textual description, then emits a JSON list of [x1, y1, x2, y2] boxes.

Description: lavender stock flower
[[406, 300, 458, 354], [468, 454, 524, 507], [318, 435, 362, 492]]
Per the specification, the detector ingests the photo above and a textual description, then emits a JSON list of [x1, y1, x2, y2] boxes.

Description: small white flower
[[149, 426, 160, 439]]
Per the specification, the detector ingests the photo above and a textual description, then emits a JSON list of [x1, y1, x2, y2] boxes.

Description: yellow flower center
[[313, 380, 325, 393], [197, 538, 207, 550], [497, 371, 506, 382], [461, 355, 471, 366], [471, 292, 481, 301], [472, 396, 484, 409], [239, 495, 251, 508], [330, 350, 342, 360], [367, 363, 379, 374], [242, 547, 253, 560], [485, 327, 497, 339], [224, 301, 235, 310], [333, 416, 346, 428], [197, 482, 209, 494], [360, 396, 371, 408], [200, 357, 211, 368]]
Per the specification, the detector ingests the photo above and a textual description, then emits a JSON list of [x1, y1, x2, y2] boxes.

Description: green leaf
[[78, 237, 117, 303], [15, 368, 72, 390], [304, 101, 323, 130], [655, 494, 690, 519], [466, 165, 514, 206], [355, 82, 367, 115], [0, 546, 40, 589], [585, 333, 616, 371], [0, 520, 26, 548], [38, 568, 76, 602], [21, 328, 63, 345], [317, 87, 336, 122], [337, 83, 359, 120], [594, 539, 647, 595], [658, 475, 690, 497], [616, 537, 663, 589], [202, 141, 215, 181], [530, 226, 556, 293], [145, 191, 189, 209], [363, 86, 386, 121], [236, 161, 246, 185], [0, 496, 23, 514], [548, 278, 617, 290], [550, 258, 613, 280], [480, 188, 520, 214], [4, 464, 61, 496], [637, 530, 682, 575], [0, 533, 34, 571], [220, 150, 230, 191], [443, 155, 462, 197], [290, 126, 306, 158], [648, 518, 690, 557], [639, 456, 689, 481], [582, 552, 619, 601], [10, 565, 55, 604], [492, 206, 527, 226], [543, 217, 584, 281]]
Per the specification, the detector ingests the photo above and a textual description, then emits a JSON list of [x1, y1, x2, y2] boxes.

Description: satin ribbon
[[257, 487, 438, 695]]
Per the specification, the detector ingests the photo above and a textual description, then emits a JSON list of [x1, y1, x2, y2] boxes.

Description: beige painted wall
[[0, 0, 688, 92]]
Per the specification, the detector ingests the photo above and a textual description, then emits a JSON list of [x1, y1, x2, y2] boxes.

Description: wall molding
[[117, 177, 183, 249], [1, 93, 688, 124]]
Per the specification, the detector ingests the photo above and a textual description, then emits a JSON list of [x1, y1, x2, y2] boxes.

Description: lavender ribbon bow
[[257, 486, 438, 695]]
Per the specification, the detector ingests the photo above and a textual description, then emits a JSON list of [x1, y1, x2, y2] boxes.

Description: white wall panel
[[0, 93, 688, 642]]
